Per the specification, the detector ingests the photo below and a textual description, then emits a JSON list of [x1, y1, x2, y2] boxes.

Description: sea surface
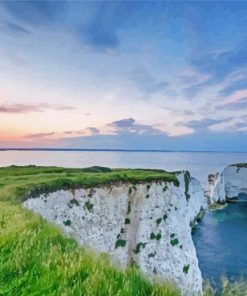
[[1, 150, 247, 284], [193, 200, 247, 285]]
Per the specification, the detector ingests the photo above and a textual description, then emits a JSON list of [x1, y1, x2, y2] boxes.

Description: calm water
[[1, 150, 247, 282], [193, 200, 247, 285], [0, 150, 247, 184]]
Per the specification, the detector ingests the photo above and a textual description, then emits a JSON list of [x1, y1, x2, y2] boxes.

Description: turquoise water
[[193, 197, 247, 285]]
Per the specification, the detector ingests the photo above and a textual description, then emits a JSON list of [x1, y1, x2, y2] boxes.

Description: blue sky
[[0, 1, 247, 151]]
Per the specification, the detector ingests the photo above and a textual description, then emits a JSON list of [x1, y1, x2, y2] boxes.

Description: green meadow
[[0, 166, 179, 296], [0, 165, 246, 296]]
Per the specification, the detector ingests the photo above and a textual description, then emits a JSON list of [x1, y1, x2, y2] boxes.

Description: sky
[[0, 1, 247, 151]]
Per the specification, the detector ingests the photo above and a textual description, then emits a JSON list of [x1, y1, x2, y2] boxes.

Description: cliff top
[[230, 163, 247, 168], [0, 165, 179, 203]]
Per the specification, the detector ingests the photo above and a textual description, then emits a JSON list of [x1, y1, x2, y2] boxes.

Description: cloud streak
[[0, 103, 74, 113]]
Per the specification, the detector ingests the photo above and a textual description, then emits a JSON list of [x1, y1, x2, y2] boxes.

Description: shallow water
[[193, 198, 247, 285]]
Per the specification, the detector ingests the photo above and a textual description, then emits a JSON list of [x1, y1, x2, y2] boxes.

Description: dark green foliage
[[115, 239, 127, 249], [69, 198, 80, 206], [163, 185, 168, 192], [146, 194, 150, 199], [184, 171, 191, 201], [81, 166, 112, 173], [150, 232, 161, 240], [125, 218, 131, 224], [147, 184, 151, 190], [170, 233, 175, 238], [84, 201, 94, 212], [170, 239, 179, 247], [148, 252, 156, 258], [183, 264, 190, 274], [180, 245, 183, 249], [63, 219, 72, 227], [127, 201, 131, 214], [134, 242, 147, 254], [129, 187, 132, 195], [120, 228, 125, 234], [156, 218, 162, 225], [163, 214, 168, 221]]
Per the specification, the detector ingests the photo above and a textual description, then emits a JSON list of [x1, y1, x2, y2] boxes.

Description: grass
[[0, 165, 180, 296], [0, 202, 179, 296], [1, 165, 247, 295], [231, 163, 247, 168], [203, 277, 247, 296], [0, 165, 179, 203]]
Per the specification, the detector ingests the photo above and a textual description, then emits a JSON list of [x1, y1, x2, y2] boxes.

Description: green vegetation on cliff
[[1, 165, 246, 296], [0, 165, 178, 203], [0, 166, 179, 296]]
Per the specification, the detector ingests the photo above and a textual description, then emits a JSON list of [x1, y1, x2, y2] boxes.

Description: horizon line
[[0, 148, 246, 153]]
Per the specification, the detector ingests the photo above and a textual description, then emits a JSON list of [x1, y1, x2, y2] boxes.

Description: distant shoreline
[[0, 148, 246, 153]]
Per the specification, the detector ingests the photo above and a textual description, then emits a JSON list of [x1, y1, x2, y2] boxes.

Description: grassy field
[[1, 165, 247, 296], [0, 165, 179, 203], [0, 166, 180, 296]]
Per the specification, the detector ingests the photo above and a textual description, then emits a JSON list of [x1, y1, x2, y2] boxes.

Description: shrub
[[148, 252, 156, 258], [183, 264, 190, 274], [115, 239, 127, 249], [163, 214, 168, 221], [125, 218, 131, 224], [170, 239, 179, 247], [156, 218, 162, 225], [70, 198, 80, 206], [84, 201, 94, 212], [134, 242, 147, 254], [63, 219, 72, 227]]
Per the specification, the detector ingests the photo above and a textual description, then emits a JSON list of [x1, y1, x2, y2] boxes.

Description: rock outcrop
[[224, 164, 247, 199], [23, 171, 207, 295], [204, 172, 226, 204], [204, 164, 247, 203]]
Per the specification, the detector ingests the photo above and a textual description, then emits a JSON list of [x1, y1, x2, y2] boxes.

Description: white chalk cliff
[[23, 171, 207, 295], [204, 172, 226, 204], [205, 164, 247, 203]]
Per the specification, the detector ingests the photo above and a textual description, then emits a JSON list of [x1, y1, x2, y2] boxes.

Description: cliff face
[[204, 172, 226, 204], [224, 165, 247, 199], [23, 172, 207, 295], [205, 164, 247, 202]]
